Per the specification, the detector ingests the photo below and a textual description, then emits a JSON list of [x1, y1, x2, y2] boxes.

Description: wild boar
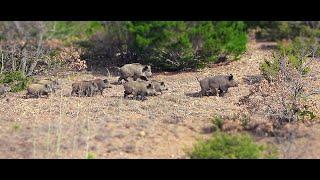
[[71, 81, 99, 97], [89, 78, 112, 95], [0, 84, 11, 96], [37, 79, 61, 93], [123, 81, 157, 100], [197, 74, 238, 97], [118, 63, 152, 83], [148, 80, 168, 94], [26, 83, 52, 98]]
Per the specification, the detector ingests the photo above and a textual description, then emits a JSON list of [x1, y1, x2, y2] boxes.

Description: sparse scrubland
[[0, 21, 320, 159]]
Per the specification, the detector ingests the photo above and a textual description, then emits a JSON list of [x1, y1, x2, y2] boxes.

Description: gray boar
[[71, 81, 99, 97], [0, 84, 11, 96], [89, 78, 112, 95], [118, 63, 152, 83], [123, 81, 157, 100], [37, 79, 61, 93], [148, 80, 168, 94], [197, 74, 238, 97], [26, 83, 52, 98]]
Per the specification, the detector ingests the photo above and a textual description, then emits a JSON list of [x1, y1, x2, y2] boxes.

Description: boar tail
[[196, 77, 201, 82]]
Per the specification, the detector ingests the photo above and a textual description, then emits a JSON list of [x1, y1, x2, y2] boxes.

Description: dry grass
[[1, 41, 320, 158]]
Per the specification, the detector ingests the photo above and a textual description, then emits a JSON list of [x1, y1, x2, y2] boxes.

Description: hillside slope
[[1, 41, 319, 159]]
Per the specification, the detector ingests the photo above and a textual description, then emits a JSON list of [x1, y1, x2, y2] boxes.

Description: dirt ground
[[1, 40, 320, 159]]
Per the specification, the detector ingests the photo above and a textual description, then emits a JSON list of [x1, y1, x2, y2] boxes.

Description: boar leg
[[218, 86, 228, 97], [124, 91, 130, 99], [44, 92, 49, 98], [199, 88, 207, 97], [71, 90, 76, 96], [211, 88, 219, 96], [136, 94, 147, 101]]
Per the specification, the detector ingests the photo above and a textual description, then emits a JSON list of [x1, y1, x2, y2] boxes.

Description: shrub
[[12, 122, 21, 131], [249, 21, 320, 41], [127, 21, 197, 71], [79, 21, 248, 72], [0, 71, 32, 92], [241, 39, 317, 129], [212, 115, 224, 130], [260, 53, 281, 82], [79, 21, 133, 70], [188, 132, 277, 159], [46, 21, 104, 42], [127, 21, 248, 71], [260, 37, 317, 82], [86, 152, 96, 159], [210, 21, 248, 59]]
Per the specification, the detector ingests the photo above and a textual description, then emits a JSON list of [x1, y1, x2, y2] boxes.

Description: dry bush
[[246, 119, 274, 136], [220, 120, 243, 133], [56, 47, 87, 71], [0, 22, 47, 76], [240, 57, 316, 128], [238, 39, 319, 138]]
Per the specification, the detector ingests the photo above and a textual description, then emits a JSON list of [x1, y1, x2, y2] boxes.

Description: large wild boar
[[71, 81, 99, 97], [26, 83, 52, 98], [197, 74, 238, 97], [0, 84, 11, 96], [89, 79, 112, 95], [118, 63, 152, 83], [37, 79, 61, 93], [123, 81, 157, 100]]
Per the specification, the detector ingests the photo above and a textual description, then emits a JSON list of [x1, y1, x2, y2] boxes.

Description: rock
[[123, 144, 135, 153], [201, 126, 215, 134], [138, 131, 146, 137]]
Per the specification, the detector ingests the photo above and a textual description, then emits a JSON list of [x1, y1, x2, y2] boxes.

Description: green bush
[[188, 132, 277, 159], [260, 53, 281, 82], [212, 115, 224, 130], [127, 21, 248, 71], [86, 152, 96, 159], [260, 37, 317, 81], [210, 21, 248, 59], [0, 71, 32, 92], [46, 21, 104, 43], [248, 21, 320, 41]]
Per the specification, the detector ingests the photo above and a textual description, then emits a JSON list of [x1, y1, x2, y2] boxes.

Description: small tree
[[0, 21, 48, 76], [240, 38, 318, 128]]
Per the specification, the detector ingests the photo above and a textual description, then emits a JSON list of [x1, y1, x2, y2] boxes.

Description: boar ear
[[229, 74, 233, 80], [160, 82, 165, 85], [146, 84, 152, 89]]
